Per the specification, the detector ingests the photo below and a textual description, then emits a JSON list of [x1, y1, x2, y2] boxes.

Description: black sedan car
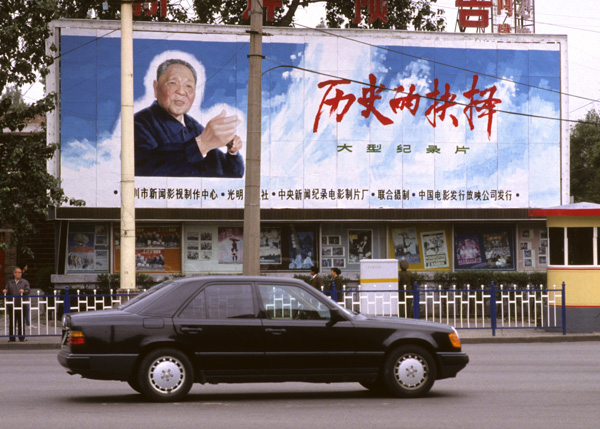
[[58, 276, 468, 402]]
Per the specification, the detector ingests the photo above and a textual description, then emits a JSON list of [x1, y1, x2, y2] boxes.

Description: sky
[[295, 0, 600, 122]]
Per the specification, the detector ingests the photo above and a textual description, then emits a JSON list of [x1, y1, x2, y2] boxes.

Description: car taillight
[[69, 330, 86, 346]]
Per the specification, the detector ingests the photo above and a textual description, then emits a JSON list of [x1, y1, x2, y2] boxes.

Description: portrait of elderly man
[[134, 58, 244, 178]]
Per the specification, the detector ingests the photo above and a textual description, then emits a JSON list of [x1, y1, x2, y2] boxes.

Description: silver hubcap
[[394, 353, 428, 390], [149, 356, 185, 393]]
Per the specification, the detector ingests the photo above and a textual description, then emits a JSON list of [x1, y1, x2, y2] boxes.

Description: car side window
[[258, 284, 330, 320], [179, 284, 256, 319]]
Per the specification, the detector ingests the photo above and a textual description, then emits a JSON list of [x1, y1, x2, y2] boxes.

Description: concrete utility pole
[[119, 0, 136, 290], [242, 0, 263, 276]]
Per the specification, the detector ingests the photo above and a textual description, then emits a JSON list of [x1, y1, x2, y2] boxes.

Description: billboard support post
[[119, 0, 136, 290], [242, 0, 263, 276]]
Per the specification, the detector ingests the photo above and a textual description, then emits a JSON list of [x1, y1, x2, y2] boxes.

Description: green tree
[[0, 0, 88, 256], [193, 0, 446, 30], [570, 109, 600, 203]]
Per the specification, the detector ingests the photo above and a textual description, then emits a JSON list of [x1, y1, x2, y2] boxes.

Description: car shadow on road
[[63, 386, 463, 404]]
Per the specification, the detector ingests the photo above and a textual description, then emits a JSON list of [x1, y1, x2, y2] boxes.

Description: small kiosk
[[530, 203, 600, 333], [360, 259, 399, 316]]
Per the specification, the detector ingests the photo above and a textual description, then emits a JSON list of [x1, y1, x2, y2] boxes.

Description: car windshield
[[117, 280, 175, 311]]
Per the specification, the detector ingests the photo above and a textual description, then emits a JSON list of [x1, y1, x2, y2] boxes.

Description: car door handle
[[265, 328, 286, 335], [181, 326, 203, 334]]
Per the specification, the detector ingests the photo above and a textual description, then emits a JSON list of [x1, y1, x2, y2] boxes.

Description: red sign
[[456, 0, 492, 29], [133, 0, 167, 18], [243, 0, 283, 22], [353, 0, 389, 24]]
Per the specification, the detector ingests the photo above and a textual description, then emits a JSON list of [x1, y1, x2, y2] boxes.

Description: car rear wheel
[[382, 345, 436, 398], [137, 348, 193, 402]]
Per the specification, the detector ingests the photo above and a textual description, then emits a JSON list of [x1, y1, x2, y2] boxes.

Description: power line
[[291, 21, 598, 105], [263, 60, 600, 127]]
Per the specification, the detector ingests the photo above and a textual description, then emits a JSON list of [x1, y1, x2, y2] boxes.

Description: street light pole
[[242, 0, 263, 276], [120, 0, 136, 290]]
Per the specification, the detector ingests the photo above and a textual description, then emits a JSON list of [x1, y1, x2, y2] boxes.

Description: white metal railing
[[1, 283, 565, 338], [326, 282, 565, 334], [1, 289, 141, 338]]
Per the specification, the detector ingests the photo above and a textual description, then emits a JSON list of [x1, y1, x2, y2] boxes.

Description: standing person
[[398, 259, 411, 287], [135, 58, 244, 177], [309, 266, 324, 291], [330, 267, 343, 302], [3, 267, 30, 342]]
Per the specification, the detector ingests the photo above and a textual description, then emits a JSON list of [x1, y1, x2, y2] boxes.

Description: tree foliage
[[570, 109, 600, 203], [0, 0, 63, 255], [192, 0, 446, 30]]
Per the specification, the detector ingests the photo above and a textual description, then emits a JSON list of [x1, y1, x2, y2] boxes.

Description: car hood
[[355, 314, 456, 333]]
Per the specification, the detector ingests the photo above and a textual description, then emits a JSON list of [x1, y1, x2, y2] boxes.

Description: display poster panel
[[114, 225, 181, 273], [517, 224, 548, 271], [184, 225, 242, 273], [454, 225, 515, 270], [260, 228, 282, 265], [389, 224, 452, 271], [57, 25, 564, 210], [421, 231, 450, 269], [348, 230, 373, 264], [66, 223, 110, 273], [391, 227, 421, 265], [218, 227, 243, 265], [288, 231, 315, 270]]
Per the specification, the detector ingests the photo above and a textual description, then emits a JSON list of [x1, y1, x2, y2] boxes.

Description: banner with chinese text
[[56, 23, 565, 210]]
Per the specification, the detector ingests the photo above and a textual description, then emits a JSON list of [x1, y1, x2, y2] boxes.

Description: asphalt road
[[1, 342, 599, 429]]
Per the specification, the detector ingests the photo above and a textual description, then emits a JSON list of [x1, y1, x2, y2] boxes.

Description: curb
[[462, 334, 600, 344]]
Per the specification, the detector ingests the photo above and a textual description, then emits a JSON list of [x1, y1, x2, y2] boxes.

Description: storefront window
[[567, 227, 593, 265], [548, 227, 564, 265]]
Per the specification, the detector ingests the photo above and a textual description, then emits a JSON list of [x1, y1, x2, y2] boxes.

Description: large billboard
[[51, 20, 567, 210]]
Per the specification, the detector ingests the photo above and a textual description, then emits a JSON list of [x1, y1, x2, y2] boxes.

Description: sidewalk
[[1, 329, 599, 350]]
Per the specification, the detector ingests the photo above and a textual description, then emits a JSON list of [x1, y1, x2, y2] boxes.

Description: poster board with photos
[[184, 225, 242, 273], [66, 223, 110, 273], [517, 224, 548, 271], [114, 224, 181, 273]]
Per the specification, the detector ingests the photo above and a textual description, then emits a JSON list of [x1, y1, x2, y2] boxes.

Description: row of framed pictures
[[321, 230, 373, 269]]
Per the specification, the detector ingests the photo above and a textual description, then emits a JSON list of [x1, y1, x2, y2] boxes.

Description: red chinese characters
[[357, 74, 393, 125], [313, 79, 356, 133], [243, 0, 283, 22], [455, 0, 493, 29], [313, 73, 502, 140], [133, 0, 167, 17], [353, 0, 389, 24]]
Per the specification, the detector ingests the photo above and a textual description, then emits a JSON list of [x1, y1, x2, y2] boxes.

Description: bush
[[96, 273, 160, 293], [430, 271, 547, 288]]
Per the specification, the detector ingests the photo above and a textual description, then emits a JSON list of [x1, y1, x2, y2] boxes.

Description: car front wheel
[[382, 345, 436, 398], [137, 348, 194, 402]]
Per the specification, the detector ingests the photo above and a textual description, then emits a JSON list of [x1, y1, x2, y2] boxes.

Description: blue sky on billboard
[[295, 0, 600, 121], [58, 25, 563, 210]]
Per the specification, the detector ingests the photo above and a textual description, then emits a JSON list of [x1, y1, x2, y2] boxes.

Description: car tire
[[137, 348, 194, 402], [382, 345, 436, 398]]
